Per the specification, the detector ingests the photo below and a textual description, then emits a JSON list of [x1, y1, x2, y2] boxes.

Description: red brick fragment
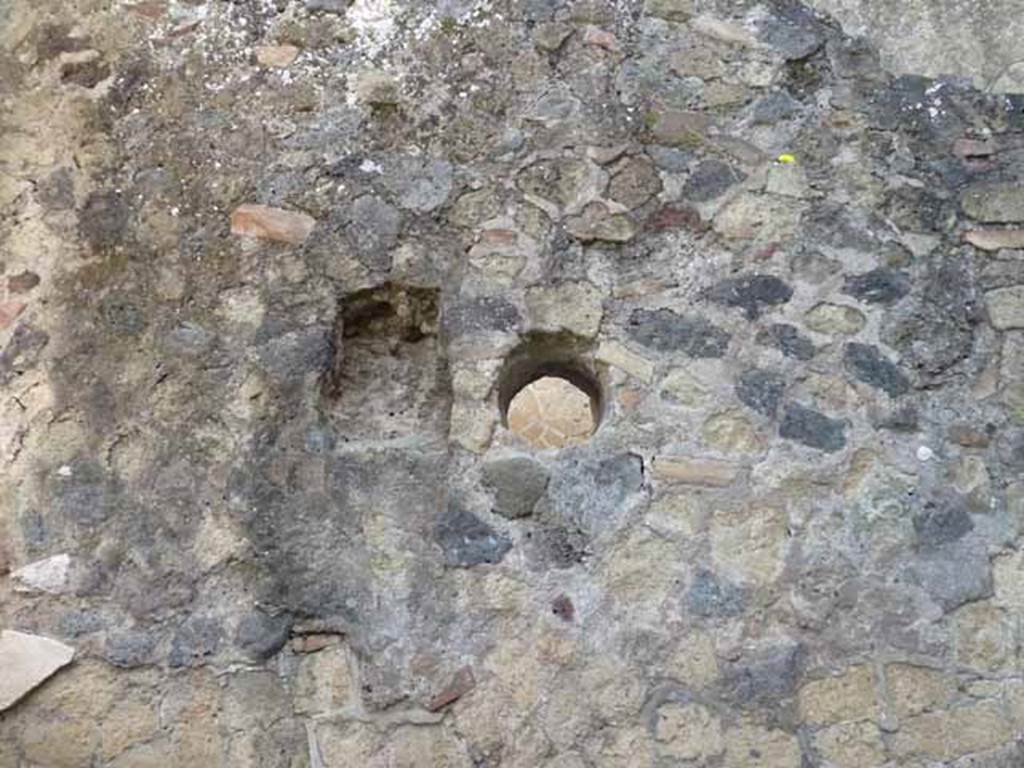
[[230, 204, 316, 244], [428, 666, 475, 712]]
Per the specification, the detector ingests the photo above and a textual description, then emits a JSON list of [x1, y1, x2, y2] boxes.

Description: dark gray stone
[[444, 296, 521, 336], [913, 495, 974, 548], [736, 368, 785, 417], [903, 542, 992, 611], [755, 323, 815, 360], [53, 458, 116, 527], [682, 159, 746, 202], [481, 457, 549, 519], [528, 524, 589, 569], [644, 145, 693, 172], [79, 190, 130, 251], [705, 275, 793, 320], [235, 610, 293, 660], [304, 0, 350, 13], [720, 642, 805, 709], [544, 453, 644, 537], [685, 569, 746, 618], [750, 91, 801, 125], [998, 429, 1024, 471], [169, 617, 222, 668], [626, 308, 730, 357], [436, 504, 512, 567], [381, 156, 454, 213], [882, 255, 981, 386], [57, 610, 105, 638], [349, 195, 402, 268], [0, 324, 49, 386], [779, 404, 846, 452], [105, 630, 158, 668], [843, 343, 911, 397], [101, 296, 147, 336], [756, 4, 826, 60], [841, 268, 911, 305], [873, 403, 919, 432]]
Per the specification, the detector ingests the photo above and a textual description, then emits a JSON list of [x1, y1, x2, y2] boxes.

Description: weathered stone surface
[[5, 0, 1024, 760], [799, 665, 878, 725], [230, 204, 315, 244], [648, 110, 710, 148], [779, 404, 847, 452], [654, 702, 723, 761], [843, 342, 910, 397], [0, 630, 74, 710], [596, 340, 654, 382], [627, 309, 730, 357], [481, 456, 549, 519], [255, 44, 300, 67], [564, 201, 636, 243], [526, 281, 604, 338], [962, 183, 1024, 223], [986, 286, 1024, 329]]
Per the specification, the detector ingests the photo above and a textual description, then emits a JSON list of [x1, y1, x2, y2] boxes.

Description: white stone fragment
[[12, 553, 71, 594], [0, 630, 75, 711]]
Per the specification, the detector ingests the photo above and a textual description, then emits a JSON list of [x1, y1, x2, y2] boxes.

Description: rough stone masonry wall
[[1, 0, 1024, 766]]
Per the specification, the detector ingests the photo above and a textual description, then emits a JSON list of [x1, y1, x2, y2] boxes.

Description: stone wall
[[1, 0, 1023, 765]]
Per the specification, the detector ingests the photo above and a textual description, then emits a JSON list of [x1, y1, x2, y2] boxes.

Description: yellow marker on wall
[[777, 153, 796, 164]]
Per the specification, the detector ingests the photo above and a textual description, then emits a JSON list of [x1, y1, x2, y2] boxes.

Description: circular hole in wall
[[498, 338, 603, 449], [507, 376, 595, 449]]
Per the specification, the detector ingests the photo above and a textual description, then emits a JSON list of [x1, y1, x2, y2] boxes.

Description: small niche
[[498, 334, 602, 449], [324, 283, 449, 441]]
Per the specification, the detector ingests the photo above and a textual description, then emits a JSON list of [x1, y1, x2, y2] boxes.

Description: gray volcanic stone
[[626, 309, 730, 357], [382, 157, 454, 213], [169, 617, 222, 668], [685, 569, 746, 618], [779, 404, 846, 452], [544, 453, 644, 537], [843, 342, 910, 397], [481, 457, 549, 519], [349, 195, 402, 267], [736, 368, 785, 417], [705, 275, 793, 320], [304, 0, 350, 12], [235, 611, 293, 661], [755, 323, 816, 360], [682, 159, 746, 202], [436, 504, 512, 567], [903, 542, 992, 611], [841, 268, 911, 305], [444, 296, 521, 336], [105, 630, 158, 668], [882, 255, 980, 385], [720, 641, 805, 709], [913, 495, 974, 548], [757, 3, 827, 60]]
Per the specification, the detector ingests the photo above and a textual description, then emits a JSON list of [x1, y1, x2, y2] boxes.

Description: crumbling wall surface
[[1, 0, 1024, 765]]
